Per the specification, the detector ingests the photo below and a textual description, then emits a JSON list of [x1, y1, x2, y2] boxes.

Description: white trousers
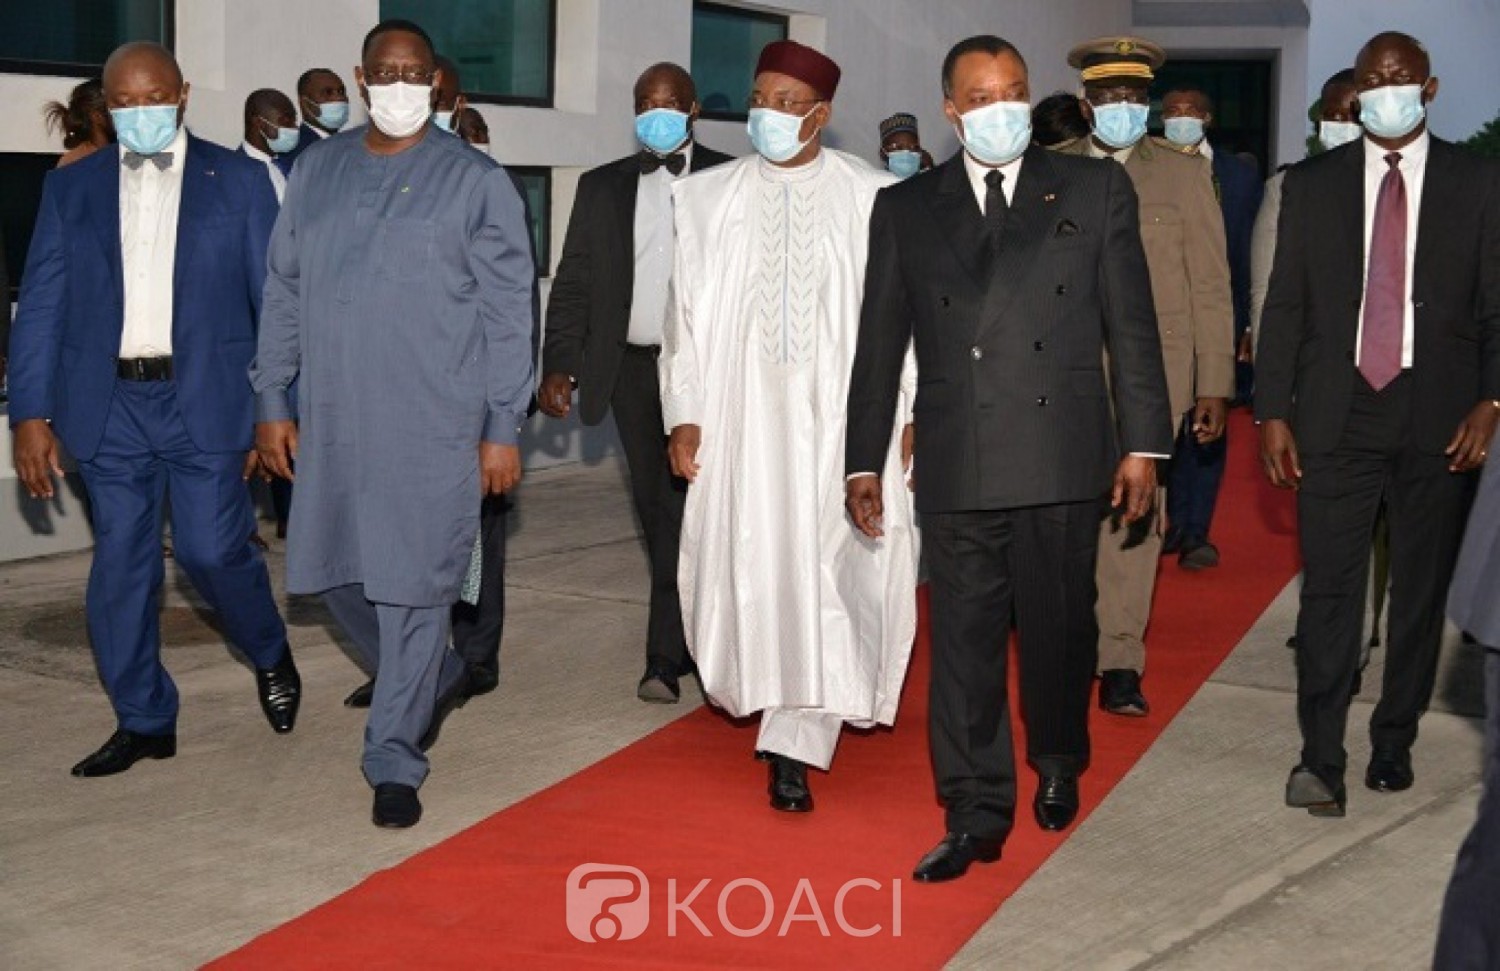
[[756, 707, 845, 770]]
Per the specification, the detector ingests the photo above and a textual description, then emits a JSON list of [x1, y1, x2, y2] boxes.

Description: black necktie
[[984, 169, 1008, 235], [122, 151, 173, 171], [640, 151, 686, 176]]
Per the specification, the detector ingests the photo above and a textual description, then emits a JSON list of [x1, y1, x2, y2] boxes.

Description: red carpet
[[213, 411, 1299, 969]]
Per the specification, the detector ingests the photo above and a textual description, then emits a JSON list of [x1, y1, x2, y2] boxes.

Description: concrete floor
[[0, 457, 1484, 970]]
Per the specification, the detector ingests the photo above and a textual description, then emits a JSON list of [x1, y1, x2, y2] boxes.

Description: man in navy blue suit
[[8, 41, 300, 778], [1160, 85, 1264, 569], [284, 67, 349, 167]]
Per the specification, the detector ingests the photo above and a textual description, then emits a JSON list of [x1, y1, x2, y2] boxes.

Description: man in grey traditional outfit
[[251, 19, 535, 828], [661, 40, 918, 814]]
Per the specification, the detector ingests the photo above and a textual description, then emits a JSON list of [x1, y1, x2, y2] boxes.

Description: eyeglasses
[[365, 67, 435, 86], [746, 94, 821, 113]]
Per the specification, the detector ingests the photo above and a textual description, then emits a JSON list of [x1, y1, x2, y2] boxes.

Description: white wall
[[1306, 0, 1500, 144]]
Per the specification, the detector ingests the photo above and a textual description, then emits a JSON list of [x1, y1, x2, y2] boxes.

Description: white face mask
[[365, 81, 432, 138], [1318, 120, 1363, 151]]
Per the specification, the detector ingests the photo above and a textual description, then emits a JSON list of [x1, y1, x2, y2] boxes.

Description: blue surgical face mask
[[1163, 116, 1205, 147], [1359, 83, 1425, 140], [956, 100, 1032, 166], [886, 149, 922, 178], [747, 105, 819, 163], [263, 121, 300, 155], [433, 110, 456, 133], [313, 99, 349, 131], [1091, 101, 1149, 150], [636, 107, 690, 155], [1318, 120, 1363, 151], [111, 104, 181, 156]]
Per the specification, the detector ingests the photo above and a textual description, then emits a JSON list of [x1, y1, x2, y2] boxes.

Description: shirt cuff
[[482, 408, 524, 446], [256, 390, 294, 424], [661, 393, 701, 434], [846, 472, 879, 481], [1130, 452, 1171, 459]]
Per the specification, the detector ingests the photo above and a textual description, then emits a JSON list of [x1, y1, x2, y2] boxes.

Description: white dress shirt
[[240, 141, 286, 203], [1358, 131, 1428, 369], [118, 125, 187, 358], [628, 142, 692, 346], [962, 148, 1022, 213]]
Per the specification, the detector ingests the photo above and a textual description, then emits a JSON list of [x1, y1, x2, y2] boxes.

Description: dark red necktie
[[1359, 152, 1406, 391]]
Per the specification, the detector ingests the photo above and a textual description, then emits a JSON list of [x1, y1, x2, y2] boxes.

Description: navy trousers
[[1167, 412, 1227, 545], [76, 381, 287, 735]]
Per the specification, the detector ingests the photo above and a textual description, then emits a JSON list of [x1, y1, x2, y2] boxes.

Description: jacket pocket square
[[1054, 219, 1082, 237]]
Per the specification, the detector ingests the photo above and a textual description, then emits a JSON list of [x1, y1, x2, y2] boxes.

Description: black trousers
[[611, 345, 689, 671], [925, 499, 1101, 841], [451, 493, 508, 678], [1295, 373, 1475, 786]]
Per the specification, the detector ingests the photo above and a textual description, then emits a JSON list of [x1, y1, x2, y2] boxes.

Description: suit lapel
[[1413, 137, 1453, 300], [87, 151, 125, 309], [1332, 142, 1366, 317], [926, 154, 990, 290], [977, 143, 1065, 336], [173, 136, 215, 327]]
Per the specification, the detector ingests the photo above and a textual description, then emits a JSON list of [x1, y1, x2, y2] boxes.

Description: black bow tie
[[640, 151, 686, 176], [123, 151, 173, 171]]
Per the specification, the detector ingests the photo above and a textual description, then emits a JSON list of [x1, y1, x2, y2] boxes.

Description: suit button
[[971, 346, 984, 360], [1055, 284, 1067, 295], [941, 296, 951, 308], [1034, 340, 1045, 351], [1037, 396, 1049, 406]]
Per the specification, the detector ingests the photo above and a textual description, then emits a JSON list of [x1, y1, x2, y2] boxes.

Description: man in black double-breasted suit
[[1258, 31, 1500, 817], [846, 35, 1172, 882], [539, 62, 732, 703]]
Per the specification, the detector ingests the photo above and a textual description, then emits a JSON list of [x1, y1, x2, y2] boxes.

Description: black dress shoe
[[1033, 775, 1080, 831], [419, 669, 472, 752], [1365, 750, 1414, 793], [1179, 539, 1220, 570], [465, 663, 500, 698], [1099, 669, 1149, 716], [256, 647, 301, 734], [1286, 764, 1347, 817], [344, 678, 375, 708], [637, 663, 680, 704], [372, 783, 422, 828], [913, 833, 1002, 882], [768, 754, 813, 812], [71, 730, 177, 777]]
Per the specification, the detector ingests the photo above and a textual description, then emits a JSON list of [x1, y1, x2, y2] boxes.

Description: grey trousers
[[1434, 647, 1500, 970], [323, 583, 467, 788]]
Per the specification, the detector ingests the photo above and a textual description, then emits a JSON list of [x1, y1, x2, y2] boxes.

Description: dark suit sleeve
[[1255, 166, 1307, 422], [1098, 162, 1173, 454], [542, 172, 595, 379], [1479, 159, 1500, 401], [845, 189, 913, 477], [0, 221, 10, 362], [5, 172, 66, 425], [243, 164, 279, 327]]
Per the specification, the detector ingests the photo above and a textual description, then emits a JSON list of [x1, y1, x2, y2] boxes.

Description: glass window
[[508, 166, 552, 277], [1151, 59, 1274, 175], [0, 1, 172, 76], [380, 0, 555, 107], [692, 1, 788, 122]]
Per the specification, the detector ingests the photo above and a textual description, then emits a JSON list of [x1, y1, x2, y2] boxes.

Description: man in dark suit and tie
[[1258, 31, 1500, 817], [8, 41, 300, 777], [538, 62, 731, 702], [846, 34, 1172, 881], [1160, 85, 1265, 569], [283, 67, 349, 167]]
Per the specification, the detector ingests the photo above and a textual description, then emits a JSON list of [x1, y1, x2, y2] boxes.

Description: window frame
[[381, 0, 558, 109], [691, 0, 790, 123], [507, 164, 552, 278], [0, 2, 175, 77]]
